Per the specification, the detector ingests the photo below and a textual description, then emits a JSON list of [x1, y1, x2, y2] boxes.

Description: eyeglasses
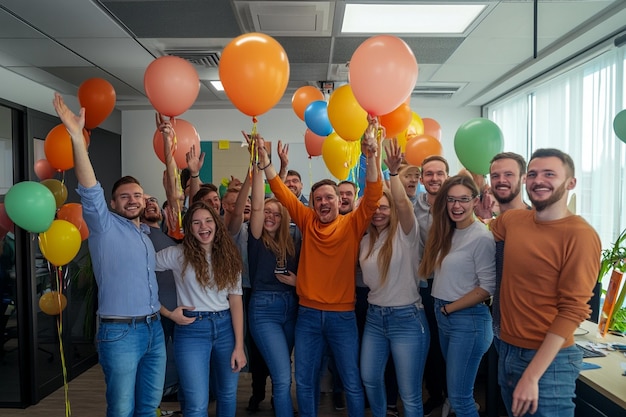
[[446, 196, 475, 204], [145, 197, 158, 204], [263, 210, 282, 218], [376, 205, 391, 212]]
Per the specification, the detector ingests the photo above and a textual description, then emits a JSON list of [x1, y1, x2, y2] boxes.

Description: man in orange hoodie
[[255, 120, 382, 417]]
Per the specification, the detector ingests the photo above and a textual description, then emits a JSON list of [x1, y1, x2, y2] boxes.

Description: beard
[[141, 210, 162, 223], [493, 182, 521, 205], [529, 181, 568, 211]]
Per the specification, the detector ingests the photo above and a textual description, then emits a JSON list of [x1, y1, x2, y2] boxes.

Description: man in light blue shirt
[[53, 93, 165, 417]]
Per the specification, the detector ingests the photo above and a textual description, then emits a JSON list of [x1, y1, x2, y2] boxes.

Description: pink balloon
[[349, 35, 418, 116], [144, 56, 200, 118], [153, 119, 201, 169], [34, 159, 57, 180], [423, 118, 442, 141], [304, 129, 326, 157]]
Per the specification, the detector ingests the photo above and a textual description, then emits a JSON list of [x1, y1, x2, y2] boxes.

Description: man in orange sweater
[[255, 123, 382, 417], [490, 148, 600, 417]]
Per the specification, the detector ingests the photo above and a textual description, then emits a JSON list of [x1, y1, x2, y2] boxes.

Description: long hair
[[261, 198, 295, 260], [418, 175, 479, 278], [363, 189, 398, 286], [181, 201, 242, 291]]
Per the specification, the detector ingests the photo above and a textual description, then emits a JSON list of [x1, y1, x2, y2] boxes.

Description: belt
[[100, 312, 160, 324]]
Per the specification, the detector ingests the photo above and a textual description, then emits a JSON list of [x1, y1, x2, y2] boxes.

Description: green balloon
[[4, 181, 56, 233], [614, 109, 626, 144], [454, 118, 504, 175]]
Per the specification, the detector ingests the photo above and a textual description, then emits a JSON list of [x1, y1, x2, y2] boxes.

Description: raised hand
[[53, 92, 84, 138], [186, 144, 205, 174], [384, 137, 403, 175], [362, 114, 380, 157]]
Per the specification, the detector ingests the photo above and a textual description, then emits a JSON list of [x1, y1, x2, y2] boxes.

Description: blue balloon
[[304, 100, 333, 137]]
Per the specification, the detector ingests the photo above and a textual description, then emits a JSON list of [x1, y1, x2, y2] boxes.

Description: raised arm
[[256, 135, 278, 181], [249, 152, 266, 239], [385, 138, 415, 235], [52, 93, 96, 188], [157, 114, 182, 214], [277, 140, 289, 181], [225, 172, 251, 236], [363, 115, 381, 183], [186, 143, 205, 201]]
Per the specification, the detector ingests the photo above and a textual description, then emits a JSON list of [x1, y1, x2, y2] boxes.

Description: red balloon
[[0, 203, 14, 237], [153, 119, 201, 169], [379, 103, 412, 138], [144, 56, 200, 117], [423, 118, 442, 141], [34, 159, 57, 180], [57, 203, 89, 241], [292, 86, 325, 121], [44, 124, 90, 171], [78, 78, 116, 129], [304, 129, 326, 157], [405, 134, 443, 166]]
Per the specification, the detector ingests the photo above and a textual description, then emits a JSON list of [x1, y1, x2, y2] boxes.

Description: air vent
[[411, 85, 462, 99], [165, 50, 221, 67]]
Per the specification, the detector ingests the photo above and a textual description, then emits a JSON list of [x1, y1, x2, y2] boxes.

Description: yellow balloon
[[39, 291, 68, 315], [39, 219, 81, 266], [397, 112, 424, 151], [41, 178, 68, 208], [322, 133, 361, 180], [327, 85, 368, 142]]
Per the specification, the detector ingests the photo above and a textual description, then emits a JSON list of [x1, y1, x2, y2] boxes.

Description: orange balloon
[[379, 103, 412, 138], [153, 119, 201, 169], [78, 78, 116, 129], [397, 112, 424, 151], [423, 118, 442, 141], [39, 291, 67, 315], [219, 33, 290, 117], [144, 56, 200, 118], [304, 129, 326, 157], [292, 86, 325, 121], [57, 203, 89, 241], [34, 159, 57, 180], [405, 134, 443, 166], [44, 124, 90, 171]]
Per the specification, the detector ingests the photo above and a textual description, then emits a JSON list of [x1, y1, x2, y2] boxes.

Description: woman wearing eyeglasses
[[359, 139, 429, 417], [247, 135, 300, 417], [418, 175, 495, 417]]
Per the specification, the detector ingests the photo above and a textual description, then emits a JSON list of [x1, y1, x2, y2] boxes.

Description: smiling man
[[490, 148, 601, 417], [256, 120, 382, 417], [53, 92, 165, 417]]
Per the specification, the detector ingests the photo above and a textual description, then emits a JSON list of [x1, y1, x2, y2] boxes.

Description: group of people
[[53, 91, 601, 417]]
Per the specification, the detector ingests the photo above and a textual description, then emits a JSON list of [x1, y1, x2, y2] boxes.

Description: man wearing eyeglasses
[[490, 148, 600, 417]]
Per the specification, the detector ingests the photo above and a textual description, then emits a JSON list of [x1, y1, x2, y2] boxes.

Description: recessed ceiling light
[[210, 80, 224, 91], [342, 3, 486, 34]]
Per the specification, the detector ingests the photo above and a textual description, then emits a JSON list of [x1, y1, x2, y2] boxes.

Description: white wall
[[122, 105, 480, 203]]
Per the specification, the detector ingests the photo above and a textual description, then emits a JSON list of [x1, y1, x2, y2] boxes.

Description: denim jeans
[[360, 304, 430, 417], [498, 340, 582, 417], [97, 316, 166, 417], [434, 299, 493, 417], [174, 310, 239, 417], [249, 291, 298, 417], [295, 306, 364, 417]]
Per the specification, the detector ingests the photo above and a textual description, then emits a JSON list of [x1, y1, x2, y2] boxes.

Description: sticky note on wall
[[218, 140, 230, 150]]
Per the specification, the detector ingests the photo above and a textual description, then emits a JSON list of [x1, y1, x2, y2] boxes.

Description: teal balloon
[[454, 118, 504, 175], [614, 109, 626, 144], [4, 181, 56, 233]]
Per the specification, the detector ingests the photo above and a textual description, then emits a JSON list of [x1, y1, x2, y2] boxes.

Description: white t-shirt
[[359, 222, 422, 308], [156, 245, 242, 311]]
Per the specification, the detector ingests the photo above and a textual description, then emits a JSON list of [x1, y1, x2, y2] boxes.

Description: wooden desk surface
[[575, 320, 626, 409]]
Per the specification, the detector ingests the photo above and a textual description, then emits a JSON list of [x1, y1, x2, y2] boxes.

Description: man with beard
[[285, 170, 308, 205], [338, 180, 357, 215], [53, 92, 166, 417], [490, 148, 600, 417], [415, 155, 449, 416], [141, 195, 181, 411]]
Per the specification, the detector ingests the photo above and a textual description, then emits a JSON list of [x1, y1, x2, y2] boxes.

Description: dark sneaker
[[386, 405, 400, 417], [333, 392, 346, 411], [246, 394, 264, 413], [423, 397, 444, 417]]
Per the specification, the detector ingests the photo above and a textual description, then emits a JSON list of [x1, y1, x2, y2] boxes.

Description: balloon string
[[248, 122, 259, 181], [55, 267, 71, 416], [169, 119, 183, 235]]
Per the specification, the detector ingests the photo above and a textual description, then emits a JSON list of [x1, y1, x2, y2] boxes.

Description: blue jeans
[[360, 304, 430, 417], [434, 299, 493, 417], [174, 310, 239, 417], [249, 291, 298, 417], [498, 340, 582, 417], [295, 306, 364, 417], [97, 316, 166, 417]]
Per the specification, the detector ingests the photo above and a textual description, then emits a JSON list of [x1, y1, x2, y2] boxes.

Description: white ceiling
[[0, 0, 624, 112]]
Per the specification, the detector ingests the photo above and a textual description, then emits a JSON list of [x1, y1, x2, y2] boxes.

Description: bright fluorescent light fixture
[[210, 80, 224, 91], [342, 4, 486, 34]]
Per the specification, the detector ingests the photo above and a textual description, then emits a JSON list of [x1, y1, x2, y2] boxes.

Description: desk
[[574, 320, 626, 417]]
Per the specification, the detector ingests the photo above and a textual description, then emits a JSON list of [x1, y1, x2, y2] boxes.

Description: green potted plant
[[597, 228, 626, 335]]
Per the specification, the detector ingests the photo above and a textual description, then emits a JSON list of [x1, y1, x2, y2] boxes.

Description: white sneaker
[[441, 398, 480, 417]]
